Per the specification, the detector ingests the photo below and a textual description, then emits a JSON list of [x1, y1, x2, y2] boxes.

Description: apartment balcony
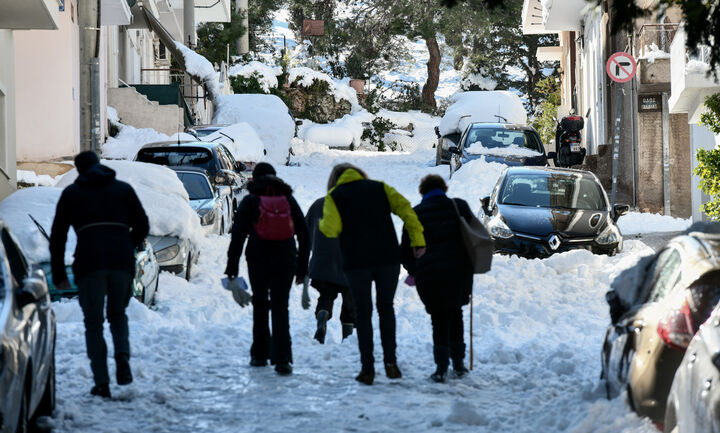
[[636, 23, 678, 93], [668, 27, 720, 123], [521, 0, 590, 34], [0, 0, 60, 30]]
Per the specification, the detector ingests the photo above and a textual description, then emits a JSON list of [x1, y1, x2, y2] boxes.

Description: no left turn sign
[[606, 52, 637, 83]]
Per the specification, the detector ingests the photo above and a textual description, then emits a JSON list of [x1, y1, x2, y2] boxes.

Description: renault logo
[[548, 234, 561, 250]]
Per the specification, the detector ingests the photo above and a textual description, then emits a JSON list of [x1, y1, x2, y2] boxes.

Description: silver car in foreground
[[0, 223, 55, 433], [665, 299, 720, 433]]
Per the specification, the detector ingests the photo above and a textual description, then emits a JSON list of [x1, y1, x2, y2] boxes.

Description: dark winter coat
[[319, 168, 425, 271], [225, 175, 310, 279], [401, 192, 474, 309], [306, 197, 347, 286], [50, 164, 150, 284]]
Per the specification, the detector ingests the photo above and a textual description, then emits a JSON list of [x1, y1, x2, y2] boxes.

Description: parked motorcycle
[[552, 115, 586, 168]]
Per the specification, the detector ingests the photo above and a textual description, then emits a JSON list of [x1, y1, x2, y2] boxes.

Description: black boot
[[314, 310, 329, 344], [341, 323, 354, 340], [384, 362, 402, 379], [355, 368, 375, 385], [90, 383, 111, 399], [430, 346, 449, 383], [275, 363, 293, 376], [450, 343, 469, 377], [115, 355, 133, 386]]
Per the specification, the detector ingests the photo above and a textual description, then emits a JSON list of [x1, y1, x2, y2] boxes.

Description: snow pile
[[213, 94, 295, 164], [299, 111, 373, 149], [107, 106, 120, 125], [56, 160, 203, 246], [103, 124, 170, 160], [447, 157, 509, 212], [461, 70, 498, 91], [378, 109, 442, 152], [174, 41, 220, 98], [446, 400, 488, 425], [17, 170, 59, 186], [617, 211, 690, 234], [288, 67, 359, 108], [203, 123, 265, 162], [0, 187, 74, 264], [466, 143, 542, 157], [686, 59, 711, 75], [228, 61, 283, 93], [439, 91, 528, 136], [639, 43, 670, 63]]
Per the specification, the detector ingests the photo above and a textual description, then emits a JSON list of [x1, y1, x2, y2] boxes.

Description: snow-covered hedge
[[228, 61, 283, 93], [288, 67, 359, 108]]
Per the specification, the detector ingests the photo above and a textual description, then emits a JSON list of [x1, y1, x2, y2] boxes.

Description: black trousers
[[312, 279, 355, 325], [248, 260, 295, 365], [76, 269, 133, 386], [430, 306, 464, 348], [345, 264, 400, 370]]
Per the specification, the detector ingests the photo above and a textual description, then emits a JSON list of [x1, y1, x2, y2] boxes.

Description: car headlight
[[155, 244, 180, 262], [198, 209, 216, 226], [487, 216, 513, 239], [595, 223, 620, 245]]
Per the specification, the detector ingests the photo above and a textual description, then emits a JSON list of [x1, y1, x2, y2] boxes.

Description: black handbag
[[450, 199, 494, 274]]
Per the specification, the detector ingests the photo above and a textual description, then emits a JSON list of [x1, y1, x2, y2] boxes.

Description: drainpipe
[[662, 92, 671, 215], [184, 0, 196, 123], [79, 0, 101, 152]]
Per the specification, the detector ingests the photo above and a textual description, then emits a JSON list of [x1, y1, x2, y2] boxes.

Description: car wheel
[[185, 254, 193, 281], [15, 377, 29, 433], [34, 352, 55, 419]]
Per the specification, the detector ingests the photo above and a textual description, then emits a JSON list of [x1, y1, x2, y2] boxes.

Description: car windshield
[[176, 172, 213, 200], [464, 127, 543, 154], [499, 172, 607, 210], [137, 148, 215, 173]]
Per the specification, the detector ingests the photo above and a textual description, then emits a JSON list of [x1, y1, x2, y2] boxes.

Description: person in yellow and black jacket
[[319, 163, 426, 385]]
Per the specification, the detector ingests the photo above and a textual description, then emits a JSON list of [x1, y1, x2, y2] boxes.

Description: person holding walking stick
[[401, 175, 490, 382]]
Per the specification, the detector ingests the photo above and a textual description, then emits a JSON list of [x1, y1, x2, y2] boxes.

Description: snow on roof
[[0, 187, 73, 264], [288, 67, 359, 109], [438, 91, 528, 136], [228, 61, 283, 93], [203, 123, 265, 162], [174, 41, 220, 99], [55, 160, 203, 247], [212, 94, 295, 164]]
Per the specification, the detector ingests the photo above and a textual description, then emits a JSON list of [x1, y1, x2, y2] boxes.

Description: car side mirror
[[295, 120, 303, 126], [434, 126, 440, 138], [480, 196, 492, 216], [17, 269, 49, 307], [547, 151, 557, 159], [613, 203, 630, 221], [235, 161, 247, 172], [448, 146, 461, 155]]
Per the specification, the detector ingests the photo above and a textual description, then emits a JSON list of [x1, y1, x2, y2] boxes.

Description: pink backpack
[[254, 195, 295, 240]]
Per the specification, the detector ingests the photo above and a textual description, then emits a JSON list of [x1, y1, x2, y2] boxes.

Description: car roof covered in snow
[[502, 166, 600, 180], [466, 122, 538, 132], [140, 141, 222, 151]]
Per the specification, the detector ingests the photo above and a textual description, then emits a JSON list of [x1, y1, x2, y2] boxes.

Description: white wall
[[0, 30, 17, 199], [579, 8, 606, 155], [13, 1, 79, 161]]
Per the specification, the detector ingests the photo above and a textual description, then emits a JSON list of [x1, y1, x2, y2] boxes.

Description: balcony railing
[[636, 23, 679, 58]]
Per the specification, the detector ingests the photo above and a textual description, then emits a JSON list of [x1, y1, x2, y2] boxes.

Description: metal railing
[[636, 23, 679, 58]]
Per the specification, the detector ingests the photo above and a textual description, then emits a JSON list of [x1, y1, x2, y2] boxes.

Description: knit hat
[[252, 162, 276, 178], [75, 151, 100, 175]]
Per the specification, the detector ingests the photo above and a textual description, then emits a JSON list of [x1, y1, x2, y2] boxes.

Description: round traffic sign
[[606, 52, 637, 83]]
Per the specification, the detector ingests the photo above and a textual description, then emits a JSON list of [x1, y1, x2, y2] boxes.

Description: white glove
[[228, 277, 252, 308], [301, 276, 311, 310]]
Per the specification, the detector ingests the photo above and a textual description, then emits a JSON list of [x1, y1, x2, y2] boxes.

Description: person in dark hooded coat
[[50, 151, 149, 398], [225, 162, 310, 376], [401, 174, 473, 383]]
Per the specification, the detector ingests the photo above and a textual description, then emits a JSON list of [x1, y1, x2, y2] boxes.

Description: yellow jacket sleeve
[[383, 183, 426, 247], [319, 193, 342, 238]]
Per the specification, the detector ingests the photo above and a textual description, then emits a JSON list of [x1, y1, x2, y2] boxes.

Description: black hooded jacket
[[225, 175, 310, 279], [50, 164, 150, 284]]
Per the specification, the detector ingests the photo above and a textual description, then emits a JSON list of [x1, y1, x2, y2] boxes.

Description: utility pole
[[236, 0, 249, 55], [79, 0, 101, 152]]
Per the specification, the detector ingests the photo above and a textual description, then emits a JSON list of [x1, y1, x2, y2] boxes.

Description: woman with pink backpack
[[225, 162, 310, 376]]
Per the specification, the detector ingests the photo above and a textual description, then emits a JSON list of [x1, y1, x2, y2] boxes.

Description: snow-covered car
[[480, 167, 627, 258], [448, 123, 548, 176], [212, 94, 297, 164], [0, 221, 55, 433], [186, 124, 230, 139], [0, 187, 160, 305], [665, 299, 720, 433], [56, 161, 204, 282], [601, 228, 720, 426], [135, 141, 248, 215], [436, 91, 528, 165], [170, 167, 233, 236]]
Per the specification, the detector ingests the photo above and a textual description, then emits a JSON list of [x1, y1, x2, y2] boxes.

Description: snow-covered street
[[48, 148, 660, 433]]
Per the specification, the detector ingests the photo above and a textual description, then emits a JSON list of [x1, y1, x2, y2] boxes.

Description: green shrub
[[531, 76, 561, 145], [362, 117, 398, 152], [694, 93, 720, 219], [230, 72, 269, 94]]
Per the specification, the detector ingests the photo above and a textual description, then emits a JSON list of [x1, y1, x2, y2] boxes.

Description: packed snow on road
[[40, 142, 667, 433]]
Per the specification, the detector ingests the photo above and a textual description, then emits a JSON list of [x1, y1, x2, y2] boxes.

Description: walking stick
[[469, 292, 474, 370]]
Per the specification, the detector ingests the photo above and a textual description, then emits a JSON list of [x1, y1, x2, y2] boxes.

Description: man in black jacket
[[50, 151, 149, 398], [225, 162, 310, 376]]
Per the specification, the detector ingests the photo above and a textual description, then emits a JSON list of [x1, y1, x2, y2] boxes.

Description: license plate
[[571, 144, 582, 152]]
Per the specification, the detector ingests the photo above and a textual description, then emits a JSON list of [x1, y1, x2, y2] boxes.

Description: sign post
[[606, 52, 637, 205]]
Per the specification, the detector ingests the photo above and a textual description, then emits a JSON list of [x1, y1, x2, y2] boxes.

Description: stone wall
[[669, 114, 691, 218], [278, 88, 351, 124]]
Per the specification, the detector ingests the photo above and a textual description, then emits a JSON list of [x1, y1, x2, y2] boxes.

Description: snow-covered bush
[[228, 61, 283, 94], [361, 117, 399, 152]]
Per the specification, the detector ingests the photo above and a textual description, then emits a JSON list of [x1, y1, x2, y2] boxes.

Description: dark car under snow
[[480, 167, 628, 258]]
